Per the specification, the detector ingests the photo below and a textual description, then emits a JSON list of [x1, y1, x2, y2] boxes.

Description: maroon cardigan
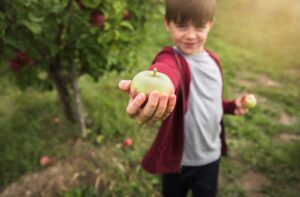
[[141, 47, 236, 174]]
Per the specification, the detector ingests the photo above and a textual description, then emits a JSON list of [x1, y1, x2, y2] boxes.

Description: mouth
[[183, 43, 196, 48], [184, 42, 196, 46]]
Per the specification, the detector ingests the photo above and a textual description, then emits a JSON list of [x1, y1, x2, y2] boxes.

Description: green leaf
[[24, 0, 38, 7], [112, 1, 126, 14], [81, 0, 101, 9], [28, 13, 45, 23], [120, 21, 134, 31], [0, 13, 4, 20], [0, 14, 5, 38], [21, 20, 42, 34], [114, 30, 120, 40], [104, 23, 111, 31]]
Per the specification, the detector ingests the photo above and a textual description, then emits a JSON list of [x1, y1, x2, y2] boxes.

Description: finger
[[235, 108, 247, 116], [234, 109, 242, 115], [118, 80, 131, 93], [139, 91, 160, 123], [235, 99, 242, 108], [148, 93, 169, 124], [162, 94, 177, 120], [126, 93, 146, 118]]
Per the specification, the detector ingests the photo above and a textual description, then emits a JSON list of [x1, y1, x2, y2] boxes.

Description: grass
[[1, 0, 300, 196]]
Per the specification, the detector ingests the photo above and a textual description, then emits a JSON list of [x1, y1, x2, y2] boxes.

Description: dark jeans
[[162, 159, 220, 197]]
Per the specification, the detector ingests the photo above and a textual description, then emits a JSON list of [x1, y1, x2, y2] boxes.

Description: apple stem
[[153, 68, 157, 77]]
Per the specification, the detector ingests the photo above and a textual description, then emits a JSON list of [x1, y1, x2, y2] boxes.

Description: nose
[[186, 27, 197, 39]]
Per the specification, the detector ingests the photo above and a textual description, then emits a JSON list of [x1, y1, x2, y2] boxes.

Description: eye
[[196, 26, 205, 31], [176, 23, 187, 29]]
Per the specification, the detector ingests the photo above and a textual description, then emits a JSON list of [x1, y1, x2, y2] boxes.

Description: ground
[[0, 140, 105, 197]]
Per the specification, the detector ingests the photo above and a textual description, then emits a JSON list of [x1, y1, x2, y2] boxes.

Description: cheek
[[198, 33, 208, 41], [171, 33, 182, 42]]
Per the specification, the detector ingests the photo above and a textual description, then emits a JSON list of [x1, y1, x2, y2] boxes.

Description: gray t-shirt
[[174, 47, 223, 166]]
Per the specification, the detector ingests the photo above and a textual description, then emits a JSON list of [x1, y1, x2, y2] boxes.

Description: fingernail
[[119, 80, 126, 88], [136, 94, 145, 100]]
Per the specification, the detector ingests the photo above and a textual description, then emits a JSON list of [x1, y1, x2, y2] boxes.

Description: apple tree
[[0, 0, 156, 137]]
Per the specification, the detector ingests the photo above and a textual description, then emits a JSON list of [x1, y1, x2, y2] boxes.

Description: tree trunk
[[49, 57, 87, 137], [51, 71, 77, 123], [70, 72, 87, 137]]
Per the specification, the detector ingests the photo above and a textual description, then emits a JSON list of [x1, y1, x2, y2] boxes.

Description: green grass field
[[1, 0, 299, 196]]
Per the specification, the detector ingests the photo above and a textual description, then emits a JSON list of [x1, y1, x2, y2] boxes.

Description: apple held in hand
[[242, 94, 257, 109], [130, 68, 174, 98]]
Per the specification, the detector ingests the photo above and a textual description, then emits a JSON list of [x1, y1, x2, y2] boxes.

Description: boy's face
[[164, 19, 213, 55]]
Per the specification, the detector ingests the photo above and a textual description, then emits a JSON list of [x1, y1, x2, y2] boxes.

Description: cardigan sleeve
[[223, 100, 237, 115], [148, 53, 181, 96]]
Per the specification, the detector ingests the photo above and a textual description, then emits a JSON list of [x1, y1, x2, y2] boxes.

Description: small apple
[[9, 51, 33, 72], [53, 116, 60, 125], [9, 60, 22, 71], [242, 94, 257, 109], [90, 11, 105, 29], [130, 68, 174, 98], [96, 135, 104, 144], [40, 156, 50, 166], [15, 52, 33, 67], [123, 138, 133, 148], [123, 10, 130, 20]]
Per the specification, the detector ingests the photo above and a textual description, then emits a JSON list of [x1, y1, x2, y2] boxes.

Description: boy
[[119, 0, 247, 196]]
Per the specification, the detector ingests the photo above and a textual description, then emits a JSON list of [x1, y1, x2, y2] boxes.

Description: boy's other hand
[[234, 95, 248, 116], [118, 80, 177, 124]]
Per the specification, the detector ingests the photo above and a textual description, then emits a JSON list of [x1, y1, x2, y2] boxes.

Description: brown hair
[[165, 0, 216, 27]]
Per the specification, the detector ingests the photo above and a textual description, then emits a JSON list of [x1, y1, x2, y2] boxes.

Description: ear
[[208, 18, 215, 29], [205, 20, 214, 32], [163, 17, 171, 32]]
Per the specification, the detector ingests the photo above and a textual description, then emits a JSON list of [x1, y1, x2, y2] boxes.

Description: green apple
[[242, 94, 257, 109], [130, 68, 174, 98]]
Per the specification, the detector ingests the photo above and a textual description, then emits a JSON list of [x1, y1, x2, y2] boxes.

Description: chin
[[183, 50, 197, 55], [179, 47, 198, 55]]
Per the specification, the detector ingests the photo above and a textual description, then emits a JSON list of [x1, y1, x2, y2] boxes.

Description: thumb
[[118, 80, 131, 92]]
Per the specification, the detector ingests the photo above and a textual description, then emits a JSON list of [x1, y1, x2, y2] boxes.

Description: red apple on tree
[[130, 68, 174, 98], [15, 51, 33, 67], [9, 60, 22, 71], [9, 51, 33, 72], [90, 11, 105, 29], [242, 94, 257, 109], [123, 10, 130, 20]]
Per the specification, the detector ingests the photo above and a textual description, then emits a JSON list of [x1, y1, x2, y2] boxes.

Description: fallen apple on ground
[[53, 116, 60, 125], [40, 156, 50, 166], [123, 138, 133, 147], [242, 94, 257, 109], [130, 68, 174, 98]]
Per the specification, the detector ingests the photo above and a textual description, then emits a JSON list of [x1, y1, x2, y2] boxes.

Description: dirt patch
[[279, 112, 295, 125], [278, 133, 300, 143], [0, 140, 110, 197], [238, 74, 281, 88], [285, 67, 300, 81], [239, 171, 271, 196], [1, 159, 94, 197], [257, 75, 281, 87]]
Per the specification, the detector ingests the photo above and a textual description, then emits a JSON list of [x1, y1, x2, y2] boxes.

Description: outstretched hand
[[119, 80, 177, 124]]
